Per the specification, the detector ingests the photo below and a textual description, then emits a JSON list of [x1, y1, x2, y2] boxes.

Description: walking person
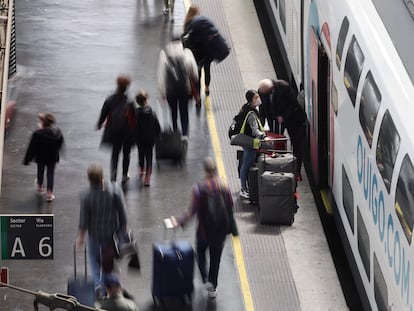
[[157, 36, 198, 138], [76, 164, 128, 299], [238, 90, 270, 199], [135, 90, 161, 187], [97, 75, 137, 183], [183, 5, 229, 106], [96, 273, 138, 311], [23, 112, 64, 202], [170, 157, 238, 298]]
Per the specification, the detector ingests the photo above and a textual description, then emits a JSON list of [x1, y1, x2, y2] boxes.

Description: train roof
[[372, 0, 414, 85]]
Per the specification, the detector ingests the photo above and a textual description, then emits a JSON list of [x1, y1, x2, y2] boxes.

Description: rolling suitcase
[[259, 171, 296, 225], [248, 166, 259, 204], [258, 153, 297, 177], [155, 128, 184, 165], [67, 244, 95, 310], [152, 221, 194, 305]]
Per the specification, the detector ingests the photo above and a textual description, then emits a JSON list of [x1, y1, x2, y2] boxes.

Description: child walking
[[23, 112, 64, 202], [135, 91, 161, 187]]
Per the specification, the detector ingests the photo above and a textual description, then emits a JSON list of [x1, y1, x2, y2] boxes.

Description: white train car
[[263, 0, 414, 310]]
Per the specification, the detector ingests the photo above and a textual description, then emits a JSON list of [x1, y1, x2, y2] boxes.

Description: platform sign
[[1, 214, 54, 259], [0, 267, 8, 286]]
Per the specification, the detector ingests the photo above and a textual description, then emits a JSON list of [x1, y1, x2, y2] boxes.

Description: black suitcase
[[152, 239, 194, 305], [258, 153, 297, 176], [259, 171, 295, 225], [248, 166, 259, 204], [67, 245, 95, 310], [155, 128, 185, 166]]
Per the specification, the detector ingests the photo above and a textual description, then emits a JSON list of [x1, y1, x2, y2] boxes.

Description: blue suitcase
[[67, 245, 95, 310], [152, 239, 194, 305]]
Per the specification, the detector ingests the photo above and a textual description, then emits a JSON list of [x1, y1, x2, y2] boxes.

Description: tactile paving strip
[[189, 0, 301, 310]]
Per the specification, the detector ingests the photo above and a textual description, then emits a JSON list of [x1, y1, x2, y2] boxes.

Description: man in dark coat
[[23, 112, 64, 202], [272, 79, 307, 181], [97, 75, 136, 183]]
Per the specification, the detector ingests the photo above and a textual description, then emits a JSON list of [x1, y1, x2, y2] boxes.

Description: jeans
[[240, 147, 256, 191], [196, 238, 225, 288], [37, 162, 56, 192], [87, 237, 114, 295]]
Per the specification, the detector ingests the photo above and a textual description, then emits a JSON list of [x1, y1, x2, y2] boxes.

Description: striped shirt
[[79, 181, 127, 243]]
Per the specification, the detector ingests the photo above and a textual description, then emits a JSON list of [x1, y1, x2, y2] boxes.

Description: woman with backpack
[[135, 90, 161, 187], [238, 90, 270, 199], [170, 157, 238, 298]]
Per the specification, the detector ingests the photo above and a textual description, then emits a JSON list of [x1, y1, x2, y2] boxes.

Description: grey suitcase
[[258, 153, 297, 176], [259, 171, 295, 225]]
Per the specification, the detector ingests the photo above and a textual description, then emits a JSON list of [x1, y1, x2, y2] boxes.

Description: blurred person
[[76, 164, 128, 298], [238, 90, 270, 199], [170, 157, 238, 298], [135, 90, 161, 187], [97, 75, 137, 183], [23, 112, 64, 202], [157, 36, 198, 138], [96, 273, 138, 311]]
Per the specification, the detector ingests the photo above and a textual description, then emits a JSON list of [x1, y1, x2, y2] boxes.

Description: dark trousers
[[137, 143, 154, 170], [167, 93, 190, 136], [37, 162, 56, 192], [111, 141, 133, 181], [196, 238, 225, 288], [197, 60, 212, 94], [288, 124, 306, 176]]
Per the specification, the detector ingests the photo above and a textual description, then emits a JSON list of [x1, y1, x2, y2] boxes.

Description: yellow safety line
[[182, 1, 254, 309], [320, 189, 333, 215]]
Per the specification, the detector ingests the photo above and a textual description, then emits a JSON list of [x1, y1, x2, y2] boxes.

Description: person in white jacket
[[157, 37, 199, 138]]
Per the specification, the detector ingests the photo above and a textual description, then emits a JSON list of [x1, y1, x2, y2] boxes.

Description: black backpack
[[166, 55, 188, 94], [109, 98, 133, 134], [228, 108, 254, 139], [200, 184, 230, 243]]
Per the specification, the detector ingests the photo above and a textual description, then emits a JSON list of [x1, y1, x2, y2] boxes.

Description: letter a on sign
[[0, 267, 8, 286], [10, 238, 26, 258]]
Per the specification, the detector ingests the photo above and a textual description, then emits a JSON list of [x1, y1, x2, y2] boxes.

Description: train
[[261, 0, 414, 310]]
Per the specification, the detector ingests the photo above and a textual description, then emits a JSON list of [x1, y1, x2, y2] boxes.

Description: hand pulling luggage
[[67, 244, 95, 310], [248, 166, 259, 204], [152, 220, 194, 305], [259, 171, 296, 225]]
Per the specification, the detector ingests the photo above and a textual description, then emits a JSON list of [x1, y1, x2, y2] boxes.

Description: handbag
[[113, 229, 137, 258]]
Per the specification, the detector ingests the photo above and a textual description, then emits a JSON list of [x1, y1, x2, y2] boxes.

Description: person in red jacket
[[23, 112, 64, 202]]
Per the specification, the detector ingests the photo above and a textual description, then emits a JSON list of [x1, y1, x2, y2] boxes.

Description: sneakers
[[206, 283, 217, 298], [46, 192, 55, 202], [37, 185, 46, 194], [139, 168, 145, 176], [239, 189, 249, 199]]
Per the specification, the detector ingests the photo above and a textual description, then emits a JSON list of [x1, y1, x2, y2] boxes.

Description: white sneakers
[[239, 189, 249, 199], [206, 283, 217, 298]]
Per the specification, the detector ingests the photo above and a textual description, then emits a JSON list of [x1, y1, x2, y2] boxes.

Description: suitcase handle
[[162, 218, 177, 242], [73, 243, 88, 281]]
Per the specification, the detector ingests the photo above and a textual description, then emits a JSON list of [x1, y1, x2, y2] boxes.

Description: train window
[[357, 207, 370, 280], [395, 154, 414, 244], [332, 82, 338, 115], [359, 71, 381, 148], [336, 17, 349, 70], [343, 35, 365, 106], [374, 253, 389, 311], [279, 0, 286, 33], [376, 110, 400, 193], [342, 165, 355, 233]]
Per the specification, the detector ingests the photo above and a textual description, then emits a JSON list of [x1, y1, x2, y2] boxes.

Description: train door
[[309, 26, 329, 188]]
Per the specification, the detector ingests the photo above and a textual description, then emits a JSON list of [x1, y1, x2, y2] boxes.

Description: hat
[[38, 113, 55, 127], [103, 273, 121, 288], [245, 90, 257, 103]]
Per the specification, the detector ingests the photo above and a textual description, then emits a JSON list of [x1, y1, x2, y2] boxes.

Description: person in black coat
[[97, 75, 137, 183], [23, 112, 64, 202], [272, 79, 307, 181], [135, 90, 161, 187]]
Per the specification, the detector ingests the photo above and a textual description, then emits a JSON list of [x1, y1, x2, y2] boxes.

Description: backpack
[[200, 184, 230, 242], [228, 109, 254, 139], [109, 98, 133, 134], [166, 55, 188, 94]]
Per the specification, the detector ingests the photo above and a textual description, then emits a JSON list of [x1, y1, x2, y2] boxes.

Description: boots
[[144, 167, 152, 187]]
